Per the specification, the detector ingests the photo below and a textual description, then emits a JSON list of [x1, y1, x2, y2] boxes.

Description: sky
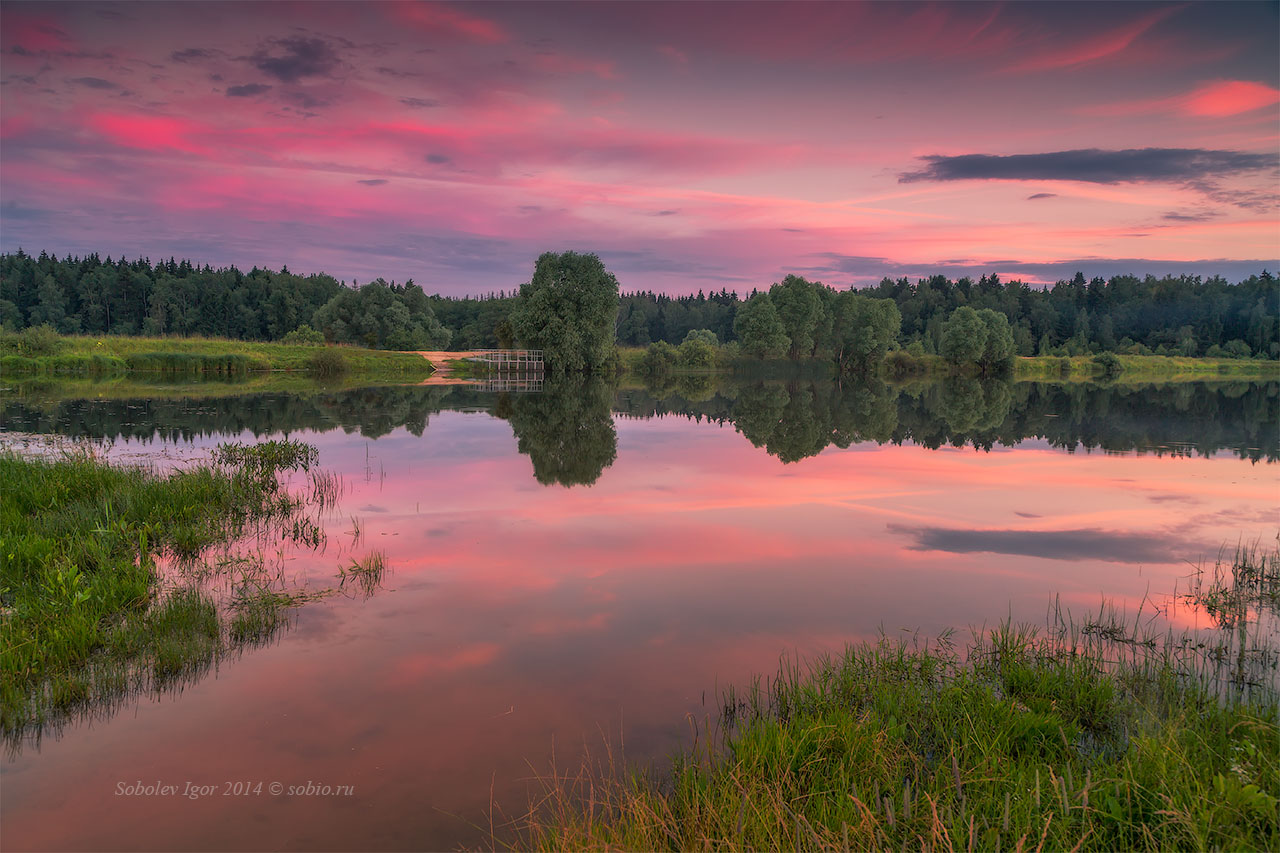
[[1, 0, 1277, 295]]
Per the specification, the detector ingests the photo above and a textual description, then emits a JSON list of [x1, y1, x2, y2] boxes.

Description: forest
[[1, 249, 1276, 359]]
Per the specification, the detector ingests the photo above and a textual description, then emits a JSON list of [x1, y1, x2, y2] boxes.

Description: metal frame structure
[[464, 349, 545, 376]]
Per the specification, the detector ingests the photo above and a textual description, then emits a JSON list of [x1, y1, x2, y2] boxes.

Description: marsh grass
[[0, 439, 389, 754], [518, 547, 1280, 852]]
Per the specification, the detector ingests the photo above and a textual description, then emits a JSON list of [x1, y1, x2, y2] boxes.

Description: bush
[[14, 325, 64, 357], [677, 337, 717, 369], [1092, 351, 1122, 378], [638, 341, 678, 376], [280, 324, 324, 345], [307, 347, 348, 377], [1223, 339, 1252, 359], [683, 329, 719, 347]]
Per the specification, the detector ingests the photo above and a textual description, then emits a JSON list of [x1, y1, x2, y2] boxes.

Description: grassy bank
[[617, 340, 1279, 384], [0, 331, 433, 380], [524, 552, 1279, 852], [1015, 354, 1280, 382], [0, 441, 385, 748]]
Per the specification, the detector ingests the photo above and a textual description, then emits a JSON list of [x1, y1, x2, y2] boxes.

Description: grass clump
[[338, 550, 388, 598], [523, 550, 1280, 852]]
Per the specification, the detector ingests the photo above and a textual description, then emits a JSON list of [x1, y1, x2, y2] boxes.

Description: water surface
[[2, 376, 1276, 850]]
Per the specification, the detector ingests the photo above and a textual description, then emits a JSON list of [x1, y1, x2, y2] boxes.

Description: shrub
[[307, 347, 348, 377], [638, 341, 678, 376], [1223, 339, 1252, 359], [280, 324, 324, 345], [677, 337, 717, 369], [16, 325, 64, 357], [1092, 351, 1122, 378], [682, 329, 719, 347]]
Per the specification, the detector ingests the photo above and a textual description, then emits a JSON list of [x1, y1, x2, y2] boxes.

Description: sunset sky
[[1, 0, 1277, 295]]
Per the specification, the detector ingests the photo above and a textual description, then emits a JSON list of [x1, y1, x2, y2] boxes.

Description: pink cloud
[[1083, 79, 1280, 119], [89, 114, 214, 156], [387, 1, 507, 43], [1183, 80, 1280, 117], [0, 11, 73, 53], [1007, 5, 1183, 72]]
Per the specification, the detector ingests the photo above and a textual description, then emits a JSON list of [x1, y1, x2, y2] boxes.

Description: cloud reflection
[[887, 524, 1204, 564]]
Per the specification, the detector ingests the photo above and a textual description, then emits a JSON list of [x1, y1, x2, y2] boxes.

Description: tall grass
[[0, 440, 386, 752], [521, 547, 1280, 852]]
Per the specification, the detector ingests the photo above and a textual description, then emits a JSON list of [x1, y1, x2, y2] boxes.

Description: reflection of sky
[[4, 409, 1277, 850]]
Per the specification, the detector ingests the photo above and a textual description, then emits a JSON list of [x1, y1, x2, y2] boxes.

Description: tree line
[[3, 249, 1276, 361]]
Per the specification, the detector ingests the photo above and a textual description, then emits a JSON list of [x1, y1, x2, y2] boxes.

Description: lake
[[2, 375, 1277, 851]]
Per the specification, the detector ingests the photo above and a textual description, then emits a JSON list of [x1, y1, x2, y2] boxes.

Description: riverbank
[[0, 332, 434, 380], [1015, 353, 1280, 382], [524, 549, 1280, 851]]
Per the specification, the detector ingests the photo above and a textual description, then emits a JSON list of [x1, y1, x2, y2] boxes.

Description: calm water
[[2, 376, 1277, 851]]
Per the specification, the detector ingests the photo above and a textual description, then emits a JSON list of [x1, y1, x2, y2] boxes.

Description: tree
[[975, 308, 1015, 374], [312, 279, 450, 350], [733, 293, 790, 358], [830, 293, 900, 374], [28, 275, 68, 332], [509, 251, 620, 373], [770, 274, 825, 358], [939, 306, 987, 367]]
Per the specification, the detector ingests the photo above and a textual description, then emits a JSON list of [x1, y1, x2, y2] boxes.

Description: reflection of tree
[[729, 379, 900, 463], [830, 379, 899, 446], [937, 378, 1012, 436], [731, 383, 789, 452], [504, 374, 618, 486]]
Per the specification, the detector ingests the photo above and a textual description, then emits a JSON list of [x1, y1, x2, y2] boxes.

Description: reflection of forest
[[621, 378, 1279, 464], [3, 378, 1276, 489]]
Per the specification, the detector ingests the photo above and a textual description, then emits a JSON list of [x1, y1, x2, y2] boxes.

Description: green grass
[[617, 344, 1279, 384], [0, 332, 433, 379], [0, 439, 383, 748], [523, 549, 1280, 852], [1015, 354, 1280, 383]]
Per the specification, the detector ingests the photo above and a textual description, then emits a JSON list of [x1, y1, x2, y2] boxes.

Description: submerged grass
[[0, 440, 388, 752], [339, 549, 388, 599], [521, 548, 1280, 852]]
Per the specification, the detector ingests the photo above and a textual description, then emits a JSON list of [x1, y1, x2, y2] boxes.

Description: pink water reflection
[[3, 410, 1276, 851]]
